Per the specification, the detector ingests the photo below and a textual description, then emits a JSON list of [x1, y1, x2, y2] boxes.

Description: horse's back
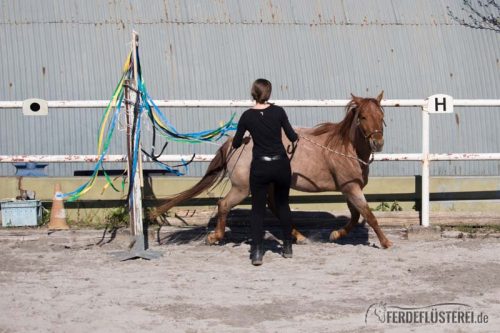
[[226, 125, 364, 194]]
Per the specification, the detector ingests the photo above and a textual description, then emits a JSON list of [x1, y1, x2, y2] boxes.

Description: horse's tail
[[149, 139, 233, 219]]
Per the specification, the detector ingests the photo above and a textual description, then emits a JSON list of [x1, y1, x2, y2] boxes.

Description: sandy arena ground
[[0, 224, 499, 333]]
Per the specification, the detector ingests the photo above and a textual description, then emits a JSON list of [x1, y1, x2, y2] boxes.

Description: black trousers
[[249, 158, 293, 244]]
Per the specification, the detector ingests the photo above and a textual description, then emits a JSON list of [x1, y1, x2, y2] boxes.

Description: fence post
[[421, 104, 430, 227]]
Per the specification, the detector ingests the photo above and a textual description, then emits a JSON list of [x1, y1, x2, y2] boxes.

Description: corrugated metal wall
[[1, 0, 499, 177]]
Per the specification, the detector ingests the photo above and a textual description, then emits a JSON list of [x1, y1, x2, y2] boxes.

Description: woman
[[232, 78, 299, 266]]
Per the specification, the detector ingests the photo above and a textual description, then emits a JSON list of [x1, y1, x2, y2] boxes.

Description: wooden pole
[[130, 31, 143, 238], [114, 31, 160, 260]]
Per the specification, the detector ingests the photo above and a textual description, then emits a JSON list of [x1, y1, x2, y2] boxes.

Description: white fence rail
[[1, 99, 500, 108], [2, 153, 500, 163], [1, 98, 500, 227]]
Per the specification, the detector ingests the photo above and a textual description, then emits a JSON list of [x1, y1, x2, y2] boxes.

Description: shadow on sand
[[157, 209, 370, 248]]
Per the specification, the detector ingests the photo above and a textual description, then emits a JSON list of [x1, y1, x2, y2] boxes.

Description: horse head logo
[[365, 302, 387, 324]]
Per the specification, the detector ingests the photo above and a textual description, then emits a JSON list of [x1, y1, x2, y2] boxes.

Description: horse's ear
[[376, 90, 384, 103], [350, 93, 363, 105]]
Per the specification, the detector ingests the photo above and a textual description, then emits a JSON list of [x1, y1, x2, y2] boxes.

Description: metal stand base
[[111, 235, 162, 261]]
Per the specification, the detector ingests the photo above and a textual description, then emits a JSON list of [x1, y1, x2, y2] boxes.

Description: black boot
[[282, 240, 293, 258], [251, 242, 264, 266]]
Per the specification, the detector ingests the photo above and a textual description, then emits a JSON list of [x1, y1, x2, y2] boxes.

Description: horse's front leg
[[338, 183, 393, 248], [330, 199, 360, 241], [207, 186, 249, 245]]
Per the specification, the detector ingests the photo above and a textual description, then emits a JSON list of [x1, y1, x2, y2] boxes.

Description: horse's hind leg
[[266, 184, 308, 244], [337, 184, 393, 248], [330, 199, 359, 241], [291, 228, 308, 244], [207, 186, 249, 245]]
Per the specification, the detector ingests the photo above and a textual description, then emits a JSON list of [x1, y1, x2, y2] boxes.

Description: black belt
[[256, 154, 286, 162]]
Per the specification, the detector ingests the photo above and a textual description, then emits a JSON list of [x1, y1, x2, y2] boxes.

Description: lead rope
[[298, 134, 372, 166]]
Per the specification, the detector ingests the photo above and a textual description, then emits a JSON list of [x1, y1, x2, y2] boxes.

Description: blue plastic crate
[[1, 200, 41, 227]]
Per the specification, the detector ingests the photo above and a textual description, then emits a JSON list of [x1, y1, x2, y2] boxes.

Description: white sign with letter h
[[426, 94, 454, 113]]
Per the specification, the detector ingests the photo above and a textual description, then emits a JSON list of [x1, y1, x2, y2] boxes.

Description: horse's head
[[350, 91, 385, 152]]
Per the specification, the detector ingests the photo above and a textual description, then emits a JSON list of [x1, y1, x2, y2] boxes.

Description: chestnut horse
[[152, 92, 393, 249]]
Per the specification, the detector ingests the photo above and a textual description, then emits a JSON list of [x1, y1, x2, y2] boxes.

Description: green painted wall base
[[0, 176, 499, 226]]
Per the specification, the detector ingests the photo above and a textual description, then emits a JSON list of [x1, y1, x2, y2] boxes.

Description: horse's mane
[[310, 100, 359, 147]]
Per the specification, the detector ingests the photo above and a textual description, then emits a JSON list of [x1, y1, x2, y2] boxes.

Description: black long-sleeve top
[[232, 104, 298, 158]]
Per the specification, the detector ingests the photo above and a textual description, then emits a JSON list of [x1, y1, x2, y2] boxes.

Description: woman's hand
[[287, 138, 299, 155]]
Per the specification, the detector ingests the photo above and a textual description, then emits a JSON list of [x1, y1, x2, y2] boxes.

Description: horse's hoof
[[295, 236, 309, 245], [292, 232, 309, 245], [330, 230, 342, 241], [206, 232, 220, 245], [381, 239, 394, 249]]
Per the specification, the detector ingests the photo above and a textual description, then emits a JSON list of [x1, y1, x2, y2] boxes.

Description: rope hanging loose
[[299, 135, 372, 166]]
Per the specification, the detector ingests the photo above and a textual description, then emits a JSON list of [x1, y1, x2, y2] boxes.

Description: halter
[[355, 112, 386, 142]]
